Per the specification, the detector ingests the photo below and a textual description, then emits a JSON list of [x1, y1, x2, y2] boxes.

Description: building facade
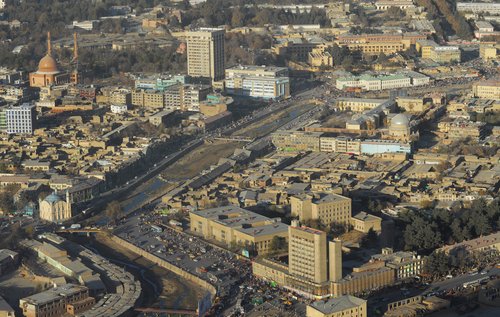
[[186, 28, 225, 82], [307, 295, 367, 317], [3, 103, 36, 134], [290, 193, 352, 225], [289, 226, 328, 284]]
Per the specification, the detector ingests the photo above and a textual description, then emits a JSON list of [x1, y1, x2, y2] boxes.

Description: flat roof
[[309, 295, 366, 314], [21, 284, 86, 305]]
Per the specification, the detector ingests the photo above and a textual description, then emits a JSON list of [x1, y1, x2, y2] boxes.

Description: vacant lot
[[161, 140, 243, 180]]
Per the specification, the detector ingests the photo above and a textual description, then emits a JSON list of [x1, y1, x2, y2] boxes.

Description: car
[[446, 274, 453, 279]]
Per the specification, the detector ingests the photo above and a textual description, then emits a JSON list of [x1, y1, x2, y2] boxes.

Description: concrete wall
[[109, 235, 217, 299]]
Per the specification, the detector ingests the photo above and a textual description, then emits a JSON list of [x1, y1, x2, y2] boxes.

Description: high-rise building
[[186, 28, 225, 82], [2, 103, 36, 134], [288, 226, 328, 284]]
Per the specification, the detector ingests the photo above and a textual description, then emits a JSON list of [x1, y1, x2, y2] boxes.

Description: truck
[[70, 224, 81, 229]]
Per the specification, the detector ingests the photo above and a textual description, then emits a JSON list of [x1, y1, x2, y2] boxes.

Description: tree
[[105, 201, 122, 225], [231, 8, 245, 27], [425, 250, 450, 278], [269, 236, 287, 253], [361, 228, 379, 248], [403, 216, 442, 253], [386, 7, 405, 20]]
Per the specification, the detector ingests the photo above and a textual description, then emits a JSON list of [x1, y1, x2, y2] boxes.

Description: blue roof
[[45, 193, 62, 203]]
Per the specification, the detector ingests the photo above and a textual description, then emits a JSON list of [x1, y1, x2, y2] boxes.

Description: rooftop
[[309, 295, 366, 314]]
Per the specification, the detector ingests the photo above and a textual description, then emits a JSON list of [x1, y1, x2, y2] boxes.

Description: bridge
[[135, 308, 197, 316], [211, 136, 254, 142]]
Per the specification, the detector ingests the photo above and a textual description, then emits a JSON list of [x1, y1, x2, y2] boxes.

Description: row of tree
[[398, 199, 500, 254]]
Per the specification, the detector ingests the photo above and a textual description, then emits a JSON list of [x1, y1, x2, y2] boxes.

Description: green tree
[[404, 216, 442, 253]]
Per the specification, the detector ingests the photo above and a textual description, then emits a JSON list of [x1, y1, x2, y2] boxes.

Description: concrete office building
[[190, 205, 289, 254], [307, 295, 367, 317], [19, 284, 94, 317], [290, 193, 352, 225], [289, 226, 329, 284], [217, 65, 291, 100], [472, 80, 500, 99], [272, 130, 322, 152], [3, 103, 36, 134], [372, 248, 424, 281], [186, 28, 225, 82], [456, 2, 500, 14]]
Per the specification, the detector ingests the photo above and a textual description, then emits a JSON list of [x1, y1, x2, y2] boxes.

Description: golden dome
[[38, 54, 59, 73]]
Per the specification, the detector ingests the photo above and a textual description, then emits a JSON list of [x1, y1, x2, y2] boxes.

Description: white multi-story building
[[336, 72, 429, 91], [3, 103, 36, 134], [456, 2, 500, 14], [224, 76, 290, 100]]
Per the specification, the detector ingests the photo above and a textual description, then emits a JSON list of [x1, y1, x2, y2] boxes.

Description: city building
[[308, 46, 334, 67], [38, 192, 72, 223], [224, 65, 289, 78], [199, 94, 233, 117], [456, 2, 500, 14], [479, 43, 499, 61], [375, 0, 415, 10], [0, 249, 19, 276], [189, 205, 289, 254], [19, 284, 94, 317], [388, 114, 411, 141], [289, 226, 329, 284], [216, 65, 290, 100], [29, 32, 71, 88], [350, 212, 382, 233], [0, 296, 14, 317], [360, 140, 412, 154], [290, 193, 352, 225], [307, 295, 367, 317], [396, 97, 427, 112], [331, 260, 395, 297], [336, 72, 429, 91], [439, 231, 500, 255], [472, 80, 500, 99], [335, 98, 388, 112], [186, 28, 225, 82], [345, 42, 405, 56], [1, 103, 36, 134], [131, 89, 165, 109], [416, 40, 461, 63], [272, 131, 323, 152], [372, 248, 424, 281], [164, 83, 211, 111]]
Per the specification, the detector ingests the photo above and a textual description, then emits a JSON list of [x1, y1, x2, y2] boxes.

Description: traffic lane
[[426, 267, 500, 294]]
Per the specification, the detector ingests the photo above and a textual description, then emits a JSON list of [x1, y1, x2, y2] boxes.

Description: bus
[[463, 276, 489, 288], [151, 225, 163, 233]]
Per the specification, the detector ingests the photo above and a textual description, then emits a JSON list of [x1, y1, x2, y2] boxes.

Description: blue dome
[[45, 193, 62, 203]]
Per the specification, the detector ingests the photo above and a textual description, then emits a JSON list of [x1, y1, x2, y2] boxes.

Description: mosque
[[388, 113, 412, 141], [29, 32, 80, 88]]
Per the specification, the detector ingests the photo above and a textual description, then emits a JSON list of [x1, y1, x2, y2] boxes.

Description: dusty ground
[[87, 233, 204, 310], [161, 140, 243, 180], [0, 268, 47, 315]]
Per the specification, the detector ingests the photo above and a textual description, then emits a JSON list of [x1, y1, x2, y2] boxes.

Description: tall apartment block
[[1, 103, 36, 134], [186, 28, 225, 82]]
